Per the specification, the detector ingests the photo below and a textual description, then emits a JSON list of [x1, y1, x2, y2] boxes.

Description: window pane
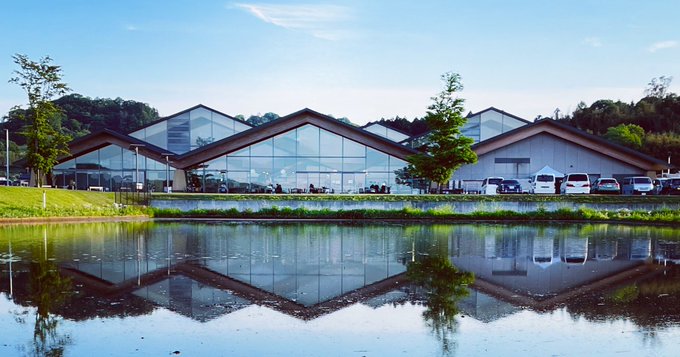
[[144, 122, 167, 149], [343, 138, 365, 157], [231, 147, 250, 156], [76, 150, 99, 169], [251, 138, 273, 156], [320, 129, 342, 156], [319, 157, 342, 172], [297, 157, 319, 172], [297, 125, 319, 156], [99, 145, 122, 171], [366, 148, 388, 172], [227, 156, 249, 171], [343, 157, 365, 172], [212, 112, 236, 141], [227, 171, 249, 193], [204, 156, 227, 171], [273, 131, 297, 156]]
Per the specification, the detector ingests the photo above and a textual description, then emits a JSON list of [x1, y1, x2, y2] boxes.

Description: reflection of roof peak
[[60, 262, 408, 322]]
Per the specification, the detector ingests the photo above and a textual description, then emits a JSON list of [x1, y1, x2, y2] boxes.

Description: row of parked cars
[[481, 174, 680, 195]]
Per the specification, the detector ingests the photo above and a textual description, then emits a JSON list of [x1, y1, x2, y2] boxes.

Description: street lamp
[[129, 144, 145, 191], [162, 153, 173, 193]]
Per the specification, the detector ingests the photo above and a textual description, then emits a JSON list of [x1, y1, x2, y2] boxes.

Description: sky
[[1, 0, 679, 125]]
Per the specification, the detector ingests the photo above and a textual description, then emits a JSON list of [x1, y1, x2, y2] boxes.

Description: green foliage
[[245, 112, 279, 126], [150, 205, 680, 224], [604, 123, 645, 150], [3, 93, 160, 144], [407, 72, 477, 190], [9, 54, 71, 187], [610, 285, 640, 303]]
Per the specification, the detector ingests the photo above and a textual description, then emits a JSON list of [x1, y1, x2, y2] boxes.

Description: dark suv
[[497, 179, 522, 194], [663, 178, 680, 195]]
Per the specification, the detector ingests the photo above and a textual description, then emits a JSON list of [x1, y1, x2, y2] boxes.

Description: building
[[452, 118, 670, 188], [50, 104, 669, 194], [52, 105, 419, 193]]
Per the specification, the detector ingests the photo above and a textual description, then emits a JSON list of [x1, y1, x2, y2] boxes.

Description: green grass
[[0, 186, 145, 218], [150, 206, 680, 224], [151, 192, 680, 204]]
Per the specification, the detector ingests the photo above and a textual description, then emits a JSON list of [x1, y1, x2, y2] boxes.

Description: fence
[[115, 181, 150, 206]]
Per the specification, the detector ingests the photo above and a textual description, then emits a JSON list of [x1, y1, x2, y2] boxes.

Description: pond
[[1, 221, 679, 356]]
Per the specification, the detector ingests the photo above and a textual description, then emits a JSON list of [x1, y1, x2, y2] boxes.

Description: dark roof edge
[[467, 107, 533, 124]]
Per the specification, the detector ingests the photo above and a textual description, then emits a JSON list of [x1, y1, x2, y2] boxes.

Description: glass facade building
[[188, 124, 411, 194], [52, 144, 174, 192], [130, 106, 251, 154]]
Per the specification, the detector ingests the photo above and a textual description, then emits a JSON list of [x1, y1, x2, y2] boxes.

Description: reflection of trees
[[26, 240, 73, 356], [407, 255, 474, 356]]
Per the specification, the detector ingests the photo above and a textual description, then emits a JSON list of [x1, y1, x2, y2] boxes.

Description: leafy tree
[[9, 54, 71, 187], [645, 76, 673, 99], [604, 123, 645, 150], [405, 72, 477, 192], [643, 132, 680, 167]]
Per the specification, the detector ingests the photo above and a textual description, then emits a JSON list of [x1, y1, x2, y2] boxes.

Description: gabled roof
[[467, 106, 532, 124], [63, 128, 175, 165], [126, 103, 252, 135], [472, 118, 670, 171], [173, 108, 421, 169]]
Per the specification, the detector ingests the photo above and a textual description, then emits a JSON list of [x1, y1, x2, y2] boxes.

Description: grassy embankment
[[0, 186, 145, 218], [150, 193, 680, 224]]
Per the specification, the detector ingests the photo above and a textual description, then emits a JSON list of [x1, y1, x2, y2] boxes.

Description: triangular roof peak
[[467, 107, 532, 124], [174, 107, 419, 169], [127, 104, 252, 135]]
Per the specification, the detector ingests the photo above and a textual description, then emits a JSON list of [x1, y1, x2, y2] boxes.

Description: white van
[[481, 177, 503, 195], [531, 173, 556, 194], [621, 176, 654, 195]]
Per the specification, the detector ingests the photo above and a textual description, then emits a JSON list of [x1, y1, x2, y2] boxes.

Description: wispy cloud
[[233, 3, 353, 40], [583, 37, 602, 48], [648, 40, 677, 53], [124, 25, 138, 31]]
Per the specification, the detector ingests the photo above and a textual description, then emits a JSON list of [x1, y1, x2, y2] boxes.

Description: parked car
[[497, 179, 522, 194], [530, 173, 556, 194], [481, 177, 503, 195], [560, 173, 590, 194], [663, 178, 680, 195], [653, 178, 669, 195], [621, 176, 654, 195], [591, 178, 620, 194]]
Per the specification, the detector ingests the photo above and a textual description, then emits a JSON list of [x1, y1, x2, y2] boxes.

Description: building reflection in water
[[0, 222, 679, 326]]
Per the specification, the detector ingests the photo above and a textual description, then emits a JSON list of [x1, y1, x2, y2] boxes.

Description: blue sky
[[1, 0, 678, 125]]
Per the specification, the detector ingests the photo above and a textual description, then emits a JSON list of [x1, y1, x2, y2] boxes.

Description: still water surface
[[1, 221, 679, 356]]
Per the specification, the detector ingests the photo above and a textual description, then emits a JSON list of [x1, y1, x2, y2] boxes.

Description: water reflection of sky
[[1, 222, 679, 356]]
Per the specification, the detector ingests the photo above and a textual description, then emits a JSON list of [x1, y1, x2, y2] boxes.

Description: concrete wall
[[151, 198, 680, 214]]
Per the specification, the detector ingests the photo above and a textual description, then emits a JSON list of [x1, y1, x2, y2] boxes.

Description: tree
[[645, 76, 673, 99], [604, 124, 645, 150], [404, 72, 477, 192], [9, 54, 71, 187]]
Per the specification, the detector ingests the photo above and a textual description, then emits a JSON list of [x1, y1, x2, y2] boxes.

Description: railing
[[115, 182, 150, 206]]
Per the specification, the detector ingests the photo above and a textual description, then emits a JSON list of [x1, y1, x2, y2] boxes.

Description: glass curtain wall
[[129, 107, 251, 154], [53, 144, 174, 192], [188, 124, 411, 194]]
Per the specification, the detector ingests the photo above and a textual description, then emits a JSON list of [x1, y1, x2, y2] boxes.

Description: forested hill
[[2, 93, 159, 144], [556, 89, 680, 167]]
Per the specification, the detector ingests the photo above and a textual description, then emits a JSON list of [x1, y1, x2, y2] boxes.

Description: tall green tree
[[405, 72, 477, 192], [9, 54, 71, 187]]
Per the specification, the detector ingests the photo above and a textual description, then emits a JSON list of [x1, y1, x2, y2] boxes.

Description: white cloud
[[583, 37, 602, 48], [648, 40, 677, 53], [124, 24, 138, 31], [233, 3, 353, 40]]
